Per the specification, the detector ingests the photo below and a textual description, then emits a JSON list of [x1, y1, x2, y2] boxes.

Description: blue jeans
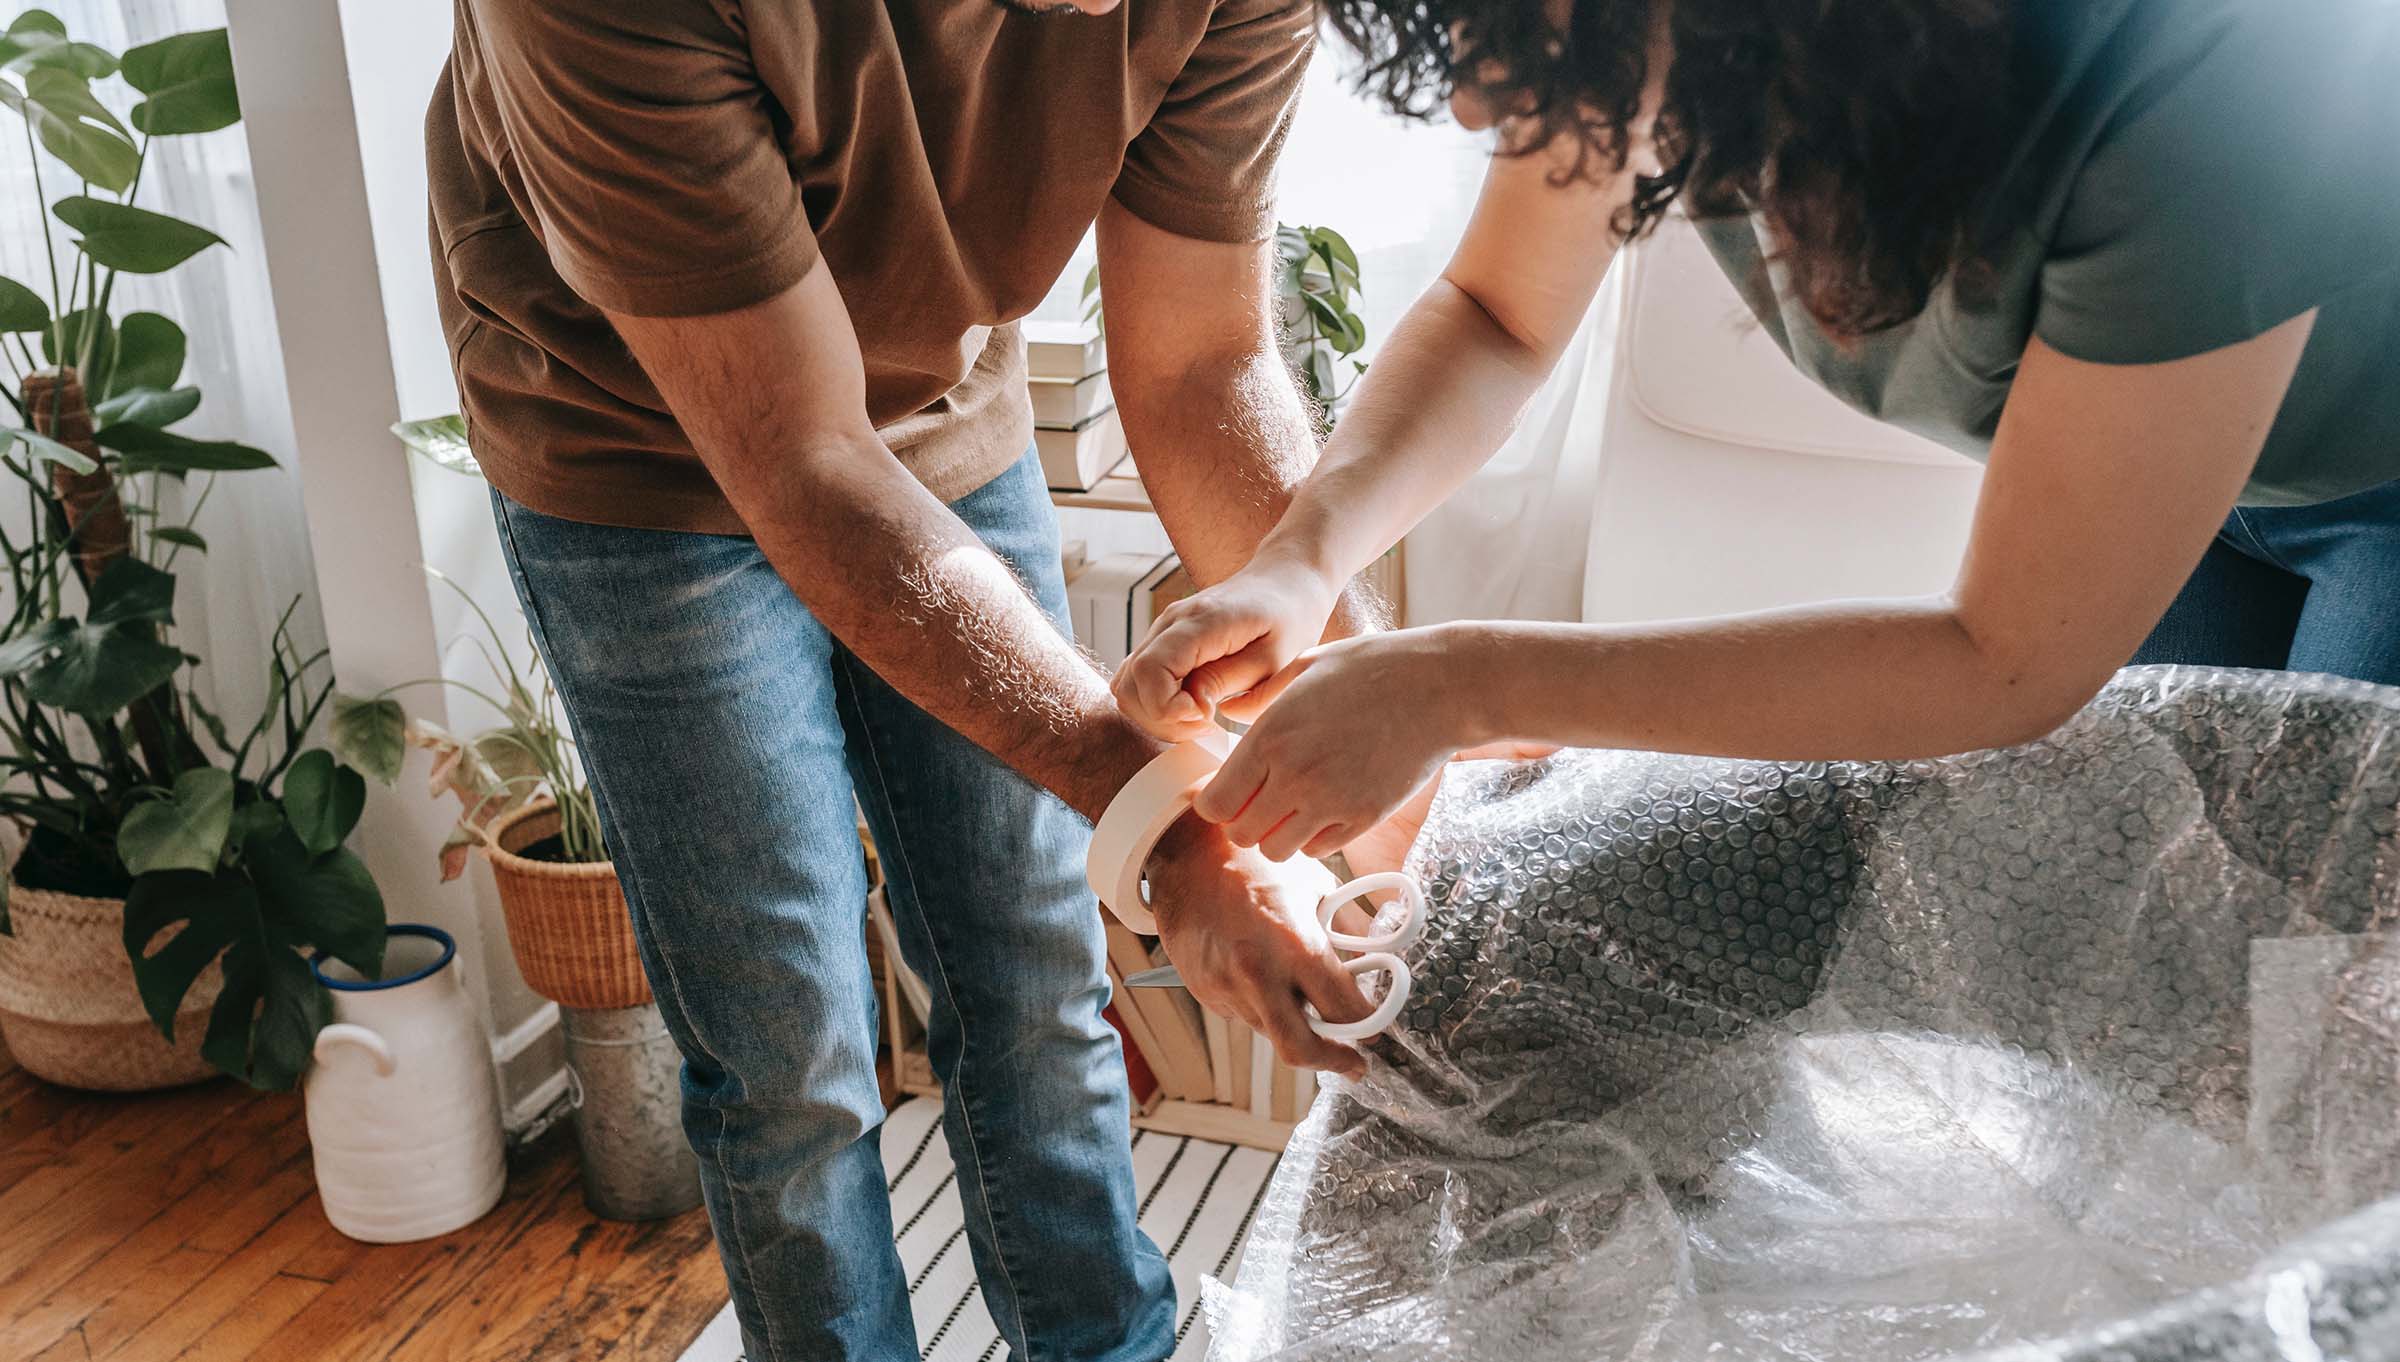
[[2133, 477, 2400, 686], [492, 449, 1175, 1362]]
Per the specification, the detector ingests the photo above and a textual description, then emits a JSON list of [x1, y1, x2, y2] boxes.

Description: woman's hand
[[1193, 626, 1487, 860], [1113, 553, 1341, 742]]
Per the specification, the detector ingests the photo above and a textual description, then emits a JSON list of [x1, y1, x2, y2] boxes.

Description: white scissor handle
[[1306, 952, 1412, 1042], [1302, 871, 1426, 1042], [1318, 871, 1426, 954]]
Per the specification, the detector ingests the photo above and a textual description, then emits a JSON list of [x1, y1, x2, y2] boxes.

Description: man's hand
[[1144, 814, 1373, 1078], [1113, 549, 1340, 740]]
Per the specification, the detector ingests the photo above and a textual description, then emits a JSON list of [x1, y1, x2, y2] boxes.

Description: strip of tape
[[1086, 728, 1234, 934]]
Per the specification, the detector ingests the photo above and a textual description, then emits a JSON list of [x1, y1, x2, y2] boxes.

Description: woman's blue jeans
[[2134, 477, 2400, 686], [491, 449, 1175, 1362]]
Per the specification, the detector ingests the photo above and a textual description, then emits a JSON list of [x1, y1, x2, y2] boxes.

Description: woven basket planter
[[486, 801, 649, 1009], [0, 882, 221, 1090]]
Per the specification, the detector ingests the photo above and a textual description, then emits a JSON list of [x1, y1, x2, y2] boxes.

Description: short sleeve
[[468, 0, 818, 318], [2034, 3, 2400, 365], [1112, 0, 1316, 244]]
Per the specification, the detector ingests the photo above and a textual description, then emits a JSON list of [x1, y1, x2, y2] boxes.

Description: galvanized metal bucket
[[561, 1003, 702, 1220]]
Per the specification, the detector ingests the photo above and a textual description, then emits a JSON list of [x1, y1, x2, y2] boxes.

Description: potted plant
[[334, 565, 646, 1011], [1081, 221, 1371, 436], [1271, 224, 1370, 435], [336, 555, 696, 1220], [0, 11, 388, 1091]]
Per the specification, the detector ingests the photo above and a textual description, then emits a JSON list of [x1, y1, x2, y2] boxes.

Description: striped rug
[[676, 1096, 1280, 1362]]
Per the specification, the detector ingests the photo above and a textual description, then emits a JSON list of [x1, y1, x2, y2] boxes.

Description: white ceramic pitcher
[[304, 924, 506, 1243]]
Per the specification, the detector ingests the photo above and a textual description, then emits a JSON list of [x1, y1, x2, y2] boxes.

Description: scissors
[[1124, 870, 1427, 1042]]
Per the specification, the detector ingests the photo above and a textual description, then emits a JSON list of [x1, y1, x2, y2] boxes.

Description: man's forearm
[[1123, 347, 1389, 639], [607, 271, 1171, 821], [740, 432, 1166, 821]]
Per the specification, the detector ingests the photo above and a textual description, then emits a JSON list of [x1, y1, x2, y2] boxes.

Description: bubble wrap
[[1210, 667, 2400, 1362]]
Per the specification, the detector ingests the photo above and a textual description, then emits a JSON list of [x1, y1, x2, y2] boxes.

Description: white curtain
[[1401, 274, 1623, 626], [0, 0, 321, 737]]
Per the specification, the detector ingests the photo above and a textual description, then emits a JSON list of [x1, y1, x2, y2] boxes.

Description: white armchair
[[1580, 218, 1985, 625]]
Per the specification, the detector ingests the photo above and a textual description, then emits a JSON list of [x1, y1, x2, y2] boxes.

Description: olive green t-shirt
[[427, 0, 1314, 534], [1699, 0, 2400, 507]]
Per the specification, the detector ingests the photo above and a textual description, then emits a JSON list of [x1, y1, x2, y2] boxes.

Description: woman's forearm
[[1450, 598, 2109, 763], [1260, 279, 1558, 582]]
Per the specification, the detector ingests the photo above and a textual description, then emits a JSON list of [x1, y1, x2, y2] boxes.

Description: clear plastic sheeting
[[1208, 667, 2400, 1362]]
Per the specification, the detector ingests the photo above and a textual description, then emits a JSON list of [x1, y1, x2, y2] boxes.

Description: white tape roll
[[1085, 729, 1234, 934]]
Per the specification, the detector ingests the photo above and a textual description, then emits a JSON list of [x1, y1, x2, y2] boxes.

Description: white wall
[[334, 0, 559, 1096], [226, 0, 558, 1114]]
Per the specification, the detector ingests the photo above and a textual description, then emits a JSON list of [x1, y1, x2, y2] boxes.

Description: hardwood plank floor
[[0, 1036, 729, 1362]]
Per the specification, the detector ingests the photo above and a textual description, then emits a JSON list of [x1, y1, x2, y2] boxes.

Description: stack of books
[[1101, 924, 1317, 1124], [1024, 320, 1126, 491]]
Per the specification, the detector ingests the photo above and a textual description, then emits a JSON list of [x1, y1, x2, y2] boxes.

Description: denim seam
[[493, 495, 788, 1362], [2228, 509, 2303, 576], [835, 647, 1038, 1361]]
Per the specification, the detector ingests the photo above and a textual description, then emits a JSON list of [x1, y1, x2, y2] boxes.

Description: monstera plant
[[0, 11, 387, 1091]]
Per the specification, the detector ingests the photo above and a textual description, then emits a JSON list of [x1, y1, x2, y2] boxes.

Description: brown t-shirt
[[426, 0, 1315, 535]]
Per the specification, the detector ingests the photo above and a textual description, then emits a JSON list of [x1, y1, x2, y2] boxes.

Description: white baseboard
[[505, 1066, 572, 1137], [490, 1000, 566, 1133]]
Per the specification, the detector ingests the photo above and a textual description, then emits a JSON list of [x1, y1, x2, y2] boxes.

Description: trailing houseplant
[[335, 559, 643, 1010], [0, 11, 387, 1091]]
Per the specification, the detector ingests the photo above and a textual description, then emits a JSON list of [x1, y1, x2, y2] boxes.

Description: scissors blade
[[1124, 964, 1185, 988]]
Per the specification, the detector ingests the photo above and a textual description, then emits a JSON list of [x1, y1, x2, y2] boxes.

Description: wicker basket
[[486, 801, 650, 1009], [0, 882, 221, 1090]]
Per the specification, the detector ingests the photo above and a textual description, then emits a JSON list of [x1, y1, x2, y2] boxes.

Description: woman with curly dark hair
[[1114, 0, 2400, 862]]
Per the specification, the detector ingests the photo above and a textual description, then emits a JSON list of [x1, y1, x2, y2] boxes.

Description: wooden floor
[[0, 1038, 730, 1362]]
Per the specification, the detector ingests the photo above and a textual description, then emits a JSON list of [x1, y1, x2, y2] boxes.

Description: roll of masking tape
[[1086, 728, 1234, 934]]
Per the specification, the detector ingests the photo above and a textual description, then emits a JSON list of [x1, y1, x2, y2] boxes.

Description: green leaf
[[108, 312, 185, 396], [129, 815, 386, 1090], [2, 425, 98, 475], [121, 29, 236, 136], [281, 750, 366, 856], [24, 619, 184, 714], [246, 826, 384, 973], [1, 13, 113, 80], [1, 10, 65, 46], [53, 197, 225, 274], [95, 385, 200, 429], [202, 944, 329, 1091], [391, 415, 480, 478], [6, 12, 64, 35], [330, 693, 406, 785], [0, 274, 47, 332], [0, 619, 70, 676], [150, 525, 205, 551], [123, 867, 251, 1038], [230, 796, 281, 847], [1, 70, 138, 192], [92, 423, 275, 476], [89, 557, 176, 625], [1305, 347, 1338, 404], [117, 767, 235, 876], [39, 306, 111, 375]]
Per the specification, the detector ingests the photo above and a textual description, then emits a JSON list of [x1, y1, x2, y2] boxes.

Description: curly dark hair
[[1319, 0, 2025, 338]]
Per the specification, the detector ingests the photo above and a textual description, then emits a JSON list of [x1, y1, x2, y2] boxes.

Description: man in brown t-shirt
[[428, 1, 1377, 1357]]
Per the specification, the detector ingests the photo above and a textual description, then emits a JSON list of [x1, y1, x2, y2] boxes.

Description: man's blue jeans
[[2134, 476, 2400, 686], [492, 449, 1175, 1361]]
